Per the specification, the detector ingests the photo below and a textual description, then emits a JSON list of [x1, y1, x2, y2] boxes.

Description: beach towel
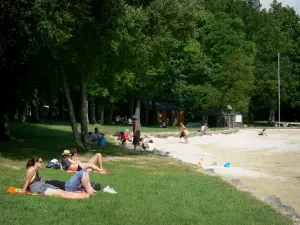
[[7, 186, 44, 196], [7, 186, 86, 197]]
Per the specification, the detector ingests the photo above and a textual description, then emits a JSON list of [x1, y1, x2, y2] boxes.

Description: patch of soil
[[0, 162, 21, 170]]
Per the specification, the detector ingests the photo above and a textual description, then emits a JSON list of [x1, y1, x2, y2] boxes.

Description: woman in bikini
[[22, 157, 94, 199], [61, 149, 109, 174]]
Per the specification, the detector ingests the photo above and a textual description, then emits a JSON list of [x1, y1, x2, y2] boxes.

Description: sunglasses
[[38, 160, 43, 163]]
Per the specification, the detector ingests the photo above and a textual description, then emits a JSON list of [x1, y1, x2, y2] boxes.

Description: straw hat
[[62, 149, 71, 156]]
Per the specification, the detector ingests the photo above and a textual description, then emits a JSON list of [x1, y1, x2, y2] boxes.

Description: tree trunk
[[89, 98, 96, 125], [13, 108, 19, 121], [59, 94, 66, 121], [31, 100, 39, 122], [106, 104, 114, 125], [62, 73, 84, 150], [268, 110, 275, 125], [80, 76, 90, 151], [135, 99, 141, 120], [100, 106, 104, 125], [0, 114, 11, 140], [20, 100, 28, 123], [152, 99, 157, 125], [128, 98, 134, 117]]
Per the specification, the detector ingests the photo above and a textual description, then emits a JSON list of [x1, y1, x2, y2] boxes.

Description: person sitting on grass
[[21, 157, 94, 199], [179, 123, 189, 144], [93, 128, 104, 145], [121, 129, 130, 149], [146, 140, 156, 151], [89, 132, 96, 145], [258, 128, 267, 136], [61, 149, 108, 174]]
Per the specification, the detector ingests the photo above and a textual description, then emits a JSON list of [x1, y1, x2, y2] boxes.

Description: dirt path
[[153, 129, 300, 216]]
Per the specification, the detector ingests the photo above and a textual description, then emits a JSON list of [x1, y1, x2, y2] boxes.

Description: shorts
[[133, 130, 141, 145], [65, 169, 87, 192], [29, 181, 59, 194], [45, 180, 66, 190], [180, 131, 186, 138]]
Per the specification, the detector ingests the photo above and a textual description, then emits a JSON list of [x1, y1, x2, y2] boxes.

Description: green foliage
[[2, 0, 300, 124]]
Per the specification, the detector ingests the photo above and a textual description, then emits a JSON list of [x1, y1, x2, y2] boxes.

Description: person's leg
[[185, 135, 188, 144], [88, 153, 104, 169], [81, 171, 95, 195], [45, 188, 90, 199], [79, 162, 102, 172], [133, 135, 137, 150]]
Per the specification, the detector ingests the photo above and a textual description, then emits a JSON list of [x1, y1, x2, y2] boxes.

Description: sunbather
[[61, 149, 107, 174], [21, 157, 94, 199]]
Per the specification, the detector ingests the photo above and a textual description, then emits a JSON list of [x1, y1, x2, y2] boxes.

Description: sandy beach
[[152, 129, 300, 214]]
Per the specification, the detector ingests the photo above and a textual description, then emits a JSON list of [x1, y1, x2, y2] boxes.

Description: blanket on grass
[[7, 186, 86, 196]]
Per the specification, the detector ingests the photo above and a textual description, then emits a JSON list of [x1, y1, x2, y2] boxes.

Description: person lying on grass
[[21, 157, 95, 199], [61, 149, 108, 174]]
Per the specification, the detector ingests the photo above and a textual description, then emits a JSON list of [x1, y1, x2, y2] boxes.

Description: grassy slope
[[0, 122, 291, 225]]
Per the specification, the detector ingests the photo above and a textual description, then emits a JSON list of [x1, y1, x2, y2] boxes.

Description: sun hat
[[62, 149, 71, 156]]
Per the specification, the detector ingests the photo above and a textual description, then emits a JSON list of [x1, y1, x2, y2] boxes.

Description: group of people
[[114, 115, 158, 151], [115, 115, 132, 126], [21, 147, 109, 199], [89, 128, 106, 146], [115, 115, 141, 150], [179, 122, 212, 144]]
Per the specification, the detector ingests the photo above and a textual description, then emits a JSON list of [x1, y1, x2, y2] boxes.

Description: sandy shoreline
[[152, 129, 300, 217]]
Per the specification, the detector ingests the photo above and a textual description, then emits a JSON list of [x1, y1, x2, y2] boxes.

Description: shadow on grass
[[0, 122, 154, 161]]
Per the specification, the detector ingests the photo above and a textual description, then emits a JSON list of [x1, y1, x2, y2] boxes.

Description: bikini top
[[30, 170, 41, 184]]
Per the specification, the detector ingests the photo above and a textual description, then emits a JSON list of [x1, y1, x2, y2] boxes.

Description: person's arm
[[68, 158, 78, 165], [22, 168, 35, 192]]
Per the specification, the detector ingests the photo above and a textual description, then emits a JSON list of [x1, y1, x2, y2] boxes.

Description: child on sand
[[258, 128, 266, 136], [179, 123, 189, 144]]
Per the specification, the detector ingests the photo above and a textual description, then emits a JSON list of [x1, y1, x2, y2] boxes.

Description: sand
[[152, 129, 300, 214]]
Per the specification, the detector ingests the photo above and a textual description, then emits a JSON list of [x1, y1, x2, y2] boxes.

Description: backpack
[[46, 159, 61, 169]]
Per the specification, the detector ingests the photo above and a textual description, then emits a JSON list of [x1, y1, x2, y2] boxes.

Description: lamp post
[[278, 53, 281, 130]]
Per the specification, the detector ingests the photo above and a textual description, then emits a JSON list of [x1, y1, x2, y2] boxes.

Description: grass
[[18, 120, 224, 134], [0, 122, 292, 225]]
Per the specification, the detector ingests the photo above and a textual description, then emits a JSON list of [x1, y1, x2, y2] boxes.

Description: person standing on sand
[[179, 123, 189, 144], [132, 115, 141, 150]]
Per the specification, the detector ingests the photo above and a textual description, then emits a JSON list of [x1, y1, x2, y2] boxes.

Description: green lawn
[[17, 120, 224, 134], [0, 122, 291, 225]]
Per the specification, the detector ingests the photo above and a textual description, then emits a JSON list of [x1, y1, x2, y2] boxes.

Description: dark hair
[[70, 148, 77, 156], [26, 157, 41, 168], [149, 140, 153, 143], [88, 132, 92, 136]]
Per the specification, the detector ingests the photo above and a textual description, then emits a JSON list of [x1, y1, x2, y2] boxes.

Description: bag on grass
[[46, 159, 61, 169]]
